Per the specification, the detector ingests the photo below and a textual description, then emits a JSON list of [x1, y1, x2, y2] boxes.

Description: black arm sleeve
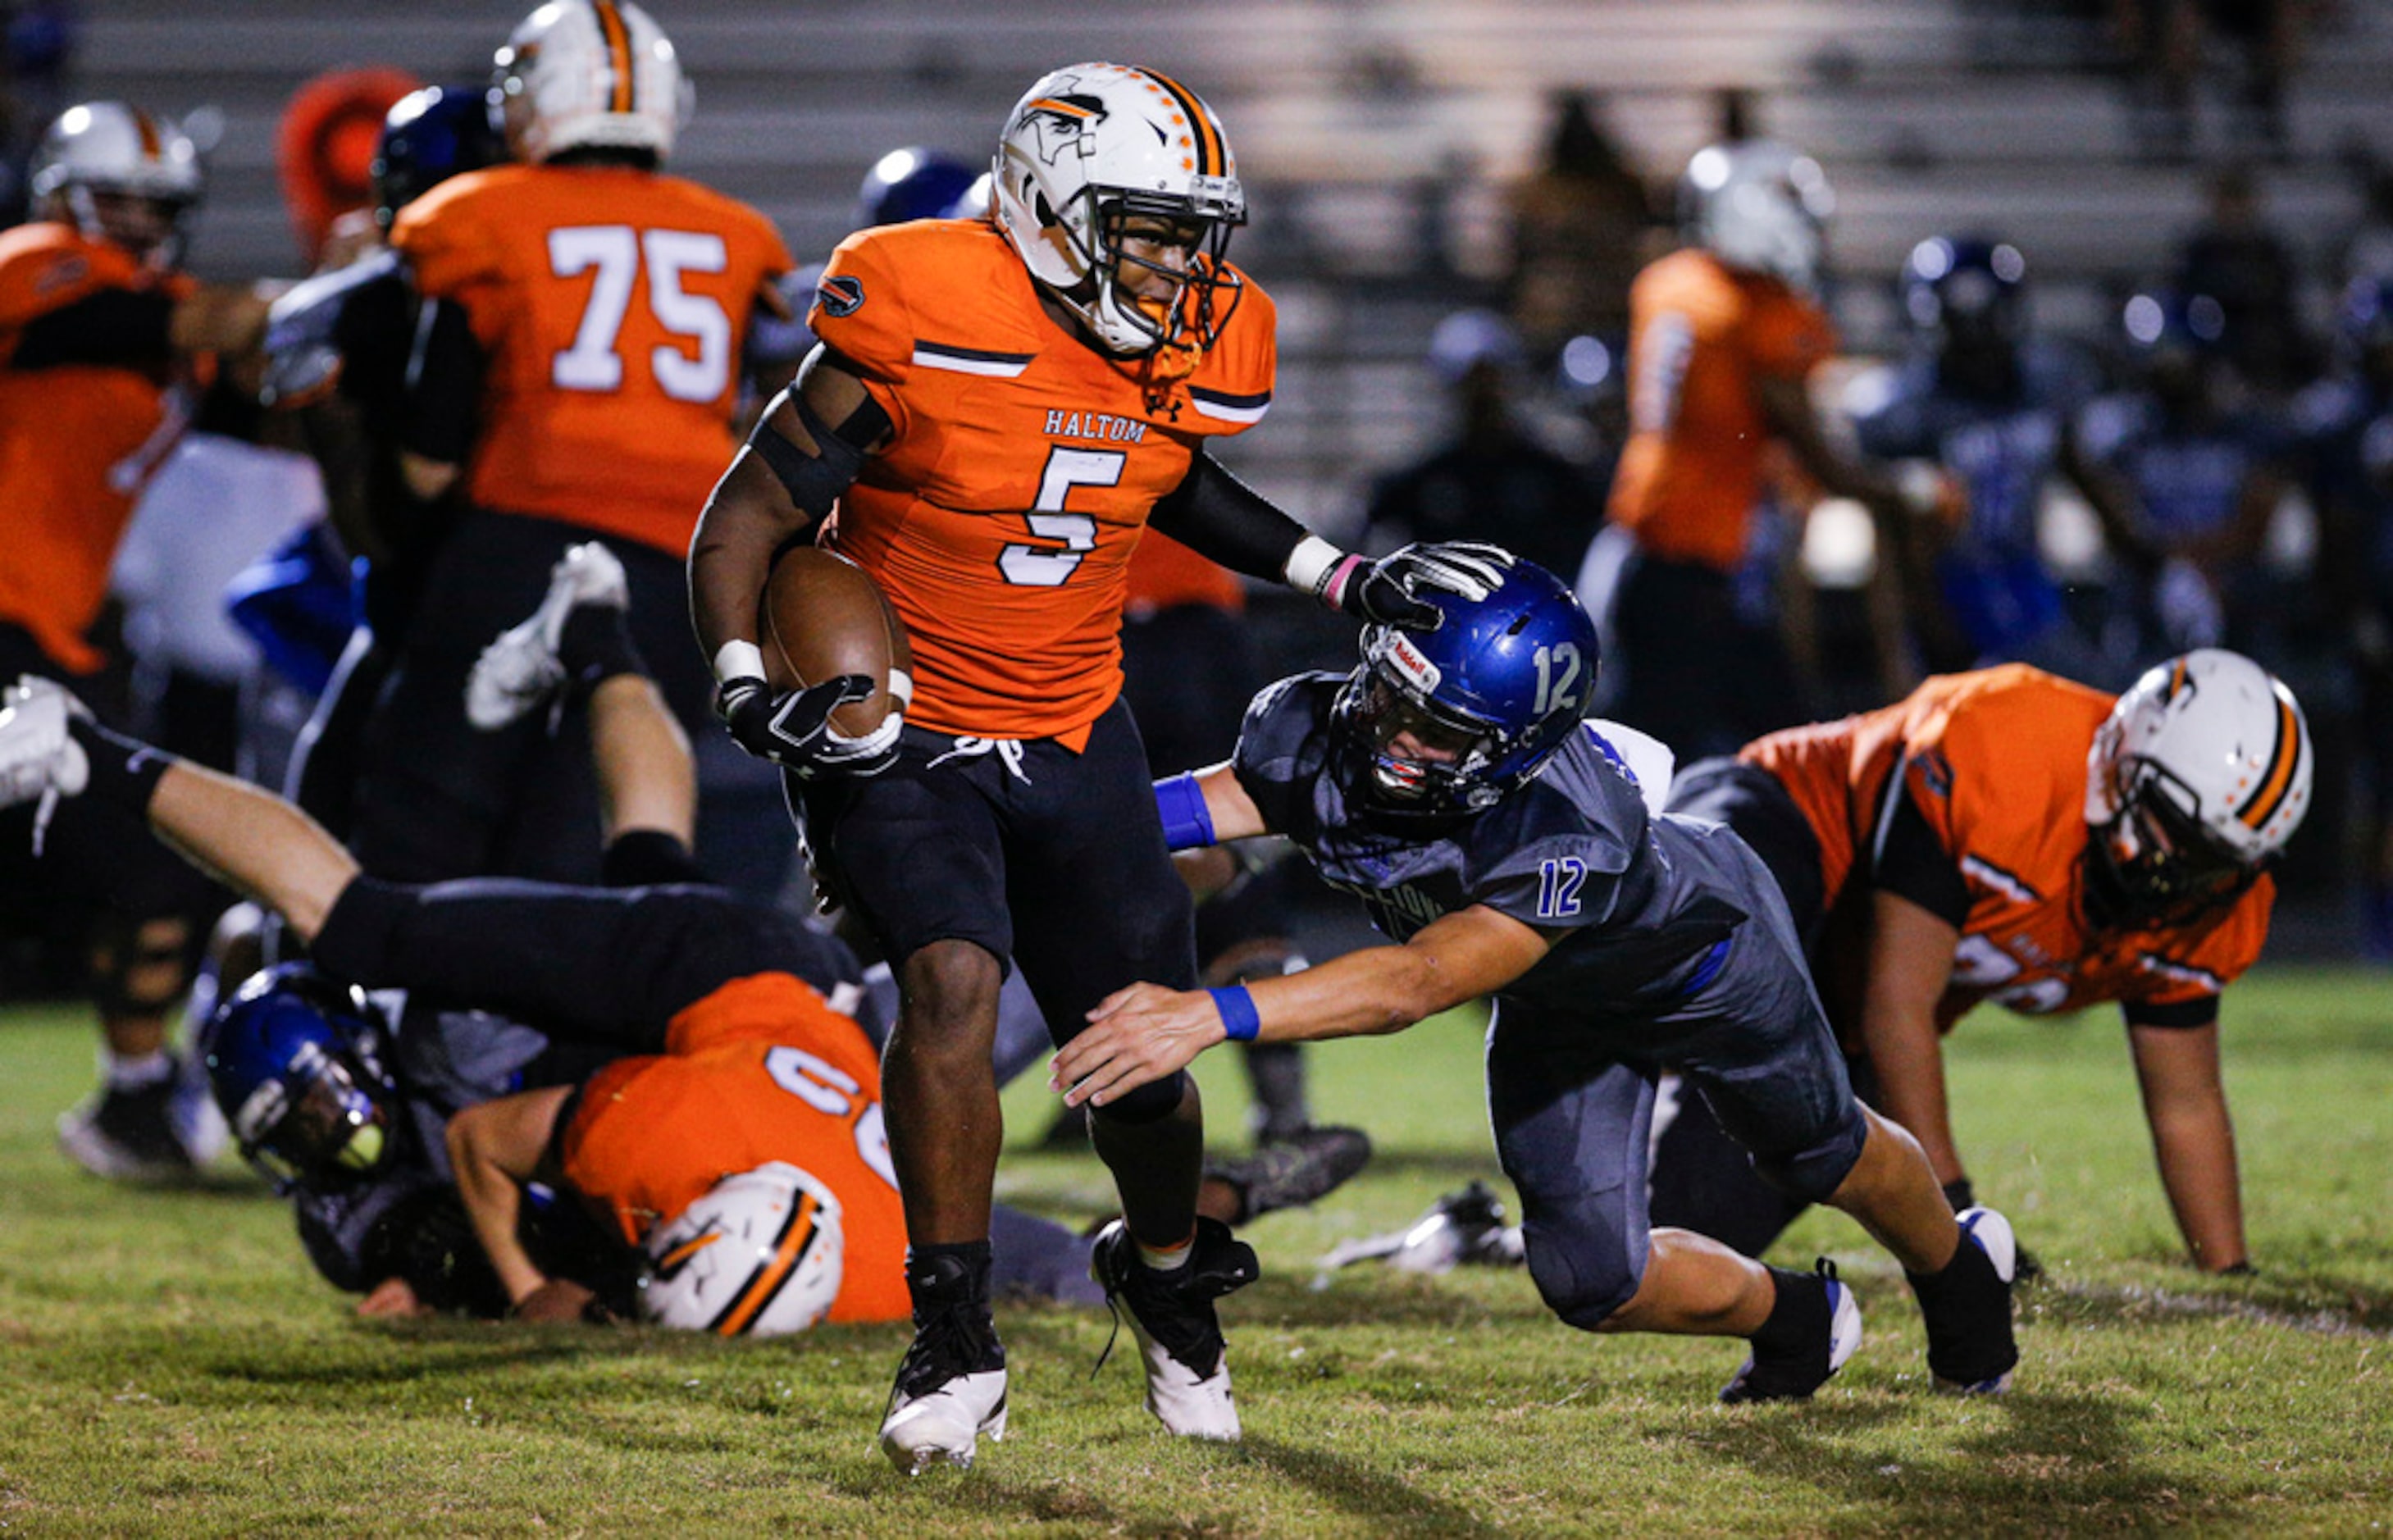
[[398, 296, 482, 465], [1868, 771, 1974, 927], [309, 876, 847, 1050], [11, 288, 175, 369], [2123, 996, 2220, 1030], [1146, 448, 1313, 581]]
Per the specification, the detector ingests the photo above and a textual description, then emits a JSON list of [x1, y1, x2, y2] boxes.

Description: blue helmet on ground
[[1333, 552, 1599, 818], [201, 964, 397, 1190], [372, 84, 502, 232], [857, 146, 978, 228]]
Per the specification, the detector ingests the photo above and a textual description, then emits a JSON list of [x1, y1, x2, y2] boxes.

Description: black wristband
[[66, 716, 175, 813]]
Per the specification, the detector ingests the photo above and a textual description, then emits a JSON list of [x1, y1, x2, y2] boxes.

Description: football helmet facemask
[[2083, 649, 2312, 928], [490, 0, 691, 166], [1678, 139, 1834, 292], [1330, 555, 1599, 821], [30, 101, 205, 268], [639, 1163, 846, 1337], [201, 964, 398, 1191], [991, 62, 1247, 358]]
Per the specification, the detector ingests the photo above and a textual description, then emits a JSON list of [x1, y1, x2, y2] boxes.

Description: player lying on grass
[[0, 553, 1356, 1328], [1054, 554, 2022, 1401], [1652, 650, 2310, 1273]]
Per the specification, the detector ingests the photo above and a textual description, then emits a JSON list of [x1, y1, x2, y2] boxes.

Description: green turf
[[2, 965, 2390, 1535]]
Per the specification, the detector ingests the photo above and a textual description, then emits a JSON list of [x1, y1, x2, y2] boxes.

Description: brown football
[[759, 547, 912, 739]]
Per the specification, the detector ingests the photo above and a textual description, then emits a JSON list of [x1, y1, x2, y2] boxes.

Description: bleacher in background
[[63, 0, 2393, 526]]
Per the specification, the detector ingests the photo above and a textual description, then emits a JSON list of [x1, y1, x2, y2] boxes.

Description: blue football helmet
[[1332, 556, 1599, 818], [1903, 235, 2026, 345], [202, 964, 398, 1191], [858, 146, 978, 228], [372, 84, 502, 232]]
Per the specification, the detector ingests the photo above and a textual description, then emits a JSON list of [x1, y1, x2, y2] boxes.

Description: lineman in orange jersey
[[0, 101, 274, 1182], [1654, 651, 2312, 1273], [691, 62, 1497, 1470], [1594, 140, 1953, 759], [354, 0, 798, 895]]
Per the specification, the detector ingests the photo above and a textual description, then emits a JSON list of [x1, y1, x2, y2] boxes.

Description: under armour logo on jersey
[[817, 274, 864, 318]]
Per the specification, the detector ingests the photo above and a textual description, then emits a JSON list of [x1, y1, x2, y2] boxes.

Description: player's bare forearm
[[169, 280, 275, 356], [1858, 891, 1967, 1185], [689, 444, 803, 661], [444, 1090, 571, 1308], [2131, 1022, 2249, 1271], [1196, 763, 1269, 842], [146, 761, 359, 946], [1054, 905, 1548, 1109]]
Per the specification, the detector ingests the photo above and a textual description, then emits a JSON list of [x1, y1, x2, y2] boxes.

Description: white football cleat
[[1091, 1217, 1257, 1441], [465, 541, 629, 730], [878, 1365, 1007, 1474]]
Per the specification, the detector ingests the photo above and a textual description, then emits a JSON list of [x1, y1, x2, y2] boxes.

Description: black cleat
[[1205, 1125, 1373, 1223], [1721, 1260, 1865, 1405], [57, 1078, 198, 1183], [1917, 1207, 2020, 1395], [1090, 1216, 1257, 1439]]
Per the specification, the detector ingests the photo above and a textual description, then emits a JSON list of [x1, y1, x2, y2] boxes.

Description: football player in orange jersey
[[349, 0, 798, 897], [1594, 140, 1954, 760], [690, 62, 1497, 1470], [1654, 650, 2312, 1274], [0, 101, 275, 1182]]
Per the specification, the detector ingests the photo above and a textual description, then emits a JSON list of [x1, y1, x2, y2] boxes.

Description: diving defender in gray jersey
[[1054, 553, 2022, 1401]]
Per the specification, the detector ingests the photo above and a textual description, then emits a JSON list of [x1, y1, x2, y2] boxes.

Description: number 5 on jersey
[[996, 446, 1124, 586], [549, 224, 732, 403]]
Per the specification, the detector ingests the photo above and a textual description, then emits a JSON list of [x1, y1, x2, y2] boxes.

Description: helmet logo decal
[[816, 273, 864, 318], [652, 1230, 723, 1279], [1018, 91, 1105, 167]]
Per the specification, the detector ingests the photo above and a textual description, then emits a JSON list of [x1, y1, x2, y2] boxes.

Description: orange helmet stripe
[[132, 109, 162, 159], [710, 1191, 822, 1337], [2236, 695, 2301, 831], [655, 1233, 721, 1272], [1139, 69, 1221, 175], [592, 0, 635, 115], [1027, 96, 1097, 121]]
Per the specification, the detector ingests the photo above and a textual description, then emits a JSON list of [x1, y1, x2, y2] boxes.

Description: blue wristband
[[1209, 985, 1260, 1042], [1155, 772, 1216, 851]]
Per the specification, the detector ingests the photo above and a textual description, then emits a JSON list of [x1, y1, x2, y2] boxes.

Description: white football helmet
[[1678, 140, 1834, 291], [490, 0, 691, 166], [2084, 649, 2312, 926], [991, 62, 1247, 357], [638, 1163, 844, 1337], [30, 102, 204, 267]]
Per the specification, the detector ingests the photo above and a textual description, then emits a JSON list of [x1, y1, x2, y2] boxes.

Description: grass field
[[2, 964, 2391, 1536]]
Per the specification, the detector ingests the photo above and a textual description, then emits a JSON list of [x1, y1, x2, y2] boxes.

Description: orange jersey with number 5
[[392, 163, 791, 557], [0, 222, 197, 672], [1743, 663, 2272, 1027], [1607, 248, 1835, 572], [809, 217, 1276, 745], [558, 972, 909, 1324]]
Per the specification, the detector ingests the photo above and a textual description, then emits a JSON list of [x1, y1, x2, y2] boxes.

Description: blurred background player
[[354, 0, 796, 896], [255, 82, 504, 840], [1591, 139, 1952, 760], [690, 61, 1480, 1469], [1657, 650, 2310, 1273], [1847, 235, 2148, 683], [1058, 557, 2020, 1406], [0, 98, 272, 1180]]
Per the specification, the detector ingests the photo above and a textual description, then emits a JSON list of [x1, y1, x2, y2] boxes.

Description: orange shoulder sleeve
[[1744, 285, 1836, 381], [390, 178, 501, 303], [807, 230, 915, 384]]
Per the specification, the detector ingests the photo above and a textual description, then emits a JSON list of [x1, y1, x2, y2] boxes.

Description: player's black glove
[[1327, 540, 1517, 630], [715, 673, 900, 779]]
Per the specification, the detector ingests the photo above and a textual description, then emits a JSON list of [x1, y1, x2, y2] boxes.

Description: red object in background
[[276, 66, 421, 266]]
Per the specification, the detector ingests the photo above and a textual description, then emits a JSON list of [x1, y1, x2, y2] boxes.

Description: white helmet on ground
[[2084, 649, 2312, 926], [31, 102, 204, 266], [991, 62, 1247, 357], [1678, 139, 1834, 291], [490, 0, 691, 166], [639, 1163, 844, 1337]]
